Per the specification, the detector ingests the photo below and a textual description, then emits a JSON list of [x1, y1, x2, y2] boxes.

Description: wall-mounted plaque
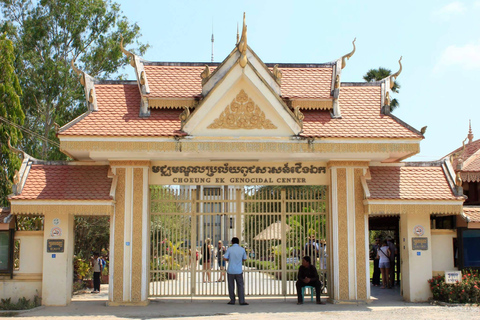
[[47, 239, 65, 253], [412, 237, 428, 250]]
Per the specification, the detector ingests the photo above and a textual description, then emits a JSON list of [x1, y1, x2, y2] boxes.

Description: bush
[[0, 295, 41, 310], [244, 259, 275, 270], [428, 269, 480, 304]]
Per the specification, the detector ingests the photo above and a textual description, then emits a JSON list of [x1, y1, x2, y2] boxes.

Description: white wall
[[431, 230, 456, 274], [0, 231, 43, 302]]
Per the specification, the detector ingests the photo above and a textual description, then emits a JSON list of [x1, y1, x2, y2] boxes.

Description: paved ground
[[9, 284, 480, 319]]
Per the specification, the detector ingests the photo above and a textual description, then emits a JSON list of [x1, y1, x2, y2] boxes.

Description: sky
[[92, 1, 480, 160]]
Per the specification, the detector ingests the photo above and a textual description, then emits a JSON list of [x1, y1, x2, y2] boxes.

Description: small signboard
[[412, 237, 428, 250], [445, 271, 462, 284], [47, 239, 65, 253]]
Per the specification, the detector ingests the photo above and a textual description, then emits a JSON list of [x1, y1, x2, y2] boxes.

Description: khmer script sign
[[150, 161, 328, 185]]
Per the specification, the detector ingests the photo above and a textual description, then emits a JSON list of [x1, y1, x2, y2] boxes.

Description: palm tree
[[363, 68, 401, 111]]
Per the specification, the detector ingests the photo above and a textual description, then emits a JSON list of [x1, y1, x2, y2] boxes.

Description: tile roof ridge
[[142, 61, 336, 68], [340, 82, 381, 87], [29, 160, 109, 166], [385, 113, 424, 140], [95, 80, 138, 85], [402, 161, 444, 167], [59, 110, 92, 134]]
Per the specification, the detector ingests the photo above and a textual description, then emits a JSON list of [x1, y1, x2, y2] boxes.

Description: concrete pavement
[[8, 284, 480, 320]]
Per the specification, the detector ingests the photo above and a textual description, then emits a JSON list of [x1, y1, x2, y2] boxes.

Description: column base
[[106, 300, 150, 307], [327, 298, 372, 304]]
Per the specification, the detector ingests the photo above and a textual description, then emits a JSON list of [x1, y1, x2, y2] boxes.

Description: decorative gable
[[207, 90, 277, 130]]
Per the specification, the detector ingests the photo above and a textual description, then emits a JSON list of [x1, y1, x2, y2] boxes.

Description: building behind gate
[[1, 16, 468, 306]]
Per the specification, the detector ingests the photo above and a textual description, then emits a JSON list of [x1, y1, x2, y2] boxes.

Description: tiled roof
[[144, 65, 206, 99], [9, 165, 113, 200], [61, 83, 421, 139], [301, 86, 422, 138], [60, 84, 184, 136], [445, 139, 480, 170], [143, 64, 333, 100], [367, 166, 460, 200], [464, 207, 480, 222]]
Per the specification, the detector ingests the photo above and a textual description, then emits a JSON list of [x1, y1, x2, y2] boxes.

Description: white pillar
[[42, 212, 74, 306]]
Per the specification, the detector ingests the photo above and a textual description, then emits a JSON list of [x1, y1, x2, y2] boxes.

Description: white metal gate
[[149, 185, 327, 297]]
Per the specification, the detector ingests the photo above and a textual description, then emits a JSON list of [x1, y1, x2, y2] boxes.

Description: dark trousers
[[372, 259, 380, 285], [296, 280, 322, 303], [389, 259, 395, 286], [93, 272, 101, 291], [227, 273, 245, 304]]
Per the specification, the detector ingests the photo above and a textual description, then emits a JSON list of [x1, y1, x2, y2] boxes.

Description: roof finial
[[238, 12, 247, 68], [389, 56, 402, 89], [341, 37, 356, 69], [236, 22, 239, 44], [211, 19, 214, 63], [468, 119, 474, 143]]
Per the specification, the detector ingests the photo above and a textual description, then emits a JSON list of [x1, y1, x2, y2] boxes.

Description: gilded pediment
[[207, 90, 277, 130]]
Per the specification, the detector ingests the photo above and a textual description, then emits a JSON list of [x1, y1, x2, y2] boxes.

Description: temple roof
[[59, 80, 422, 139], [366, 165, 462, 200], [9, 165, 113, 201], [464, 206, 480, 222], [143, 63, 334, 100]]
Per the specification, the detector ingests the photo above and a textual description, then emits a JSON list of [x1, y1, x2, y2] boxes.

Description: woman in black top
[[202, 238, 212, 282]]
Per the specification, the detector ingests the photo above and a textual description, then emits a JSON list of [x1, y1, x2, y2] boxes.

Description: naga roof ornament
[[341, 38, 356, 70], [71, 58, 85, 86], [238, 13, 248, 68], [389, 56, 402, 89], [120, 35, 136, 67]]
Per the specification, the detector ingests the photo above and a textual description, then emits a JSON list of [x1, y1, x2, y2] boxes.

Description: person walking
[[371, 238, 381, 286], [216, 240, 227, 282], [224, 237, 248, 305], [377, 240, 391, 289], [90, 252, 103, 293], [202, 238, 212, 282], [386, 236, 397, 287]]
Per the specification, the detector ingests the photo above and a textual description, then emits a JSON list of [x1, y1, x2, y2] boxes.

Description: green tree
[[0, 0, 148, 160], [74, 216, 110, 259], [363, 67, 401, 111], [0, 32, 25, 207]]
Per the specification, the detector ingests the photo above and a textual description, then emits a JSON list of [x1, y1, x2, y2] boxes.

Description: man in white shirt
[[224, 237, 248, 305]]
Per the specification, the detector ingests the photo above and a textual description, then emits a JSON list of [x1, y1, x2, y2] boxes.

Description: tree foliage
[[74, 216, 110, 259], [0, 32, 24, 207], [0, 0, 148, 160], [363, 67, 401, 111]]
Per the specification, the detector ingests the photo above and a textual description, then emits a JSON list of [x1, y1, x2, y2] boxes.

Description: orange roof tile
[[301, 86, 422, 139], [143, 64, 334, 100], [464, 206, 480, 222], [9, 165, 113, 200], [367, 166, 460, 200], [60, 84, 184, 136], [445, 139, 480, 170]]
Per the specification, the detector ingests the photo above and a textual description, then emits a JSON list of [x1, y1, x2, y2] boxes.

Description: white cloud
[[432, 2, 467, 20], [434, 41, 480, 72]]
